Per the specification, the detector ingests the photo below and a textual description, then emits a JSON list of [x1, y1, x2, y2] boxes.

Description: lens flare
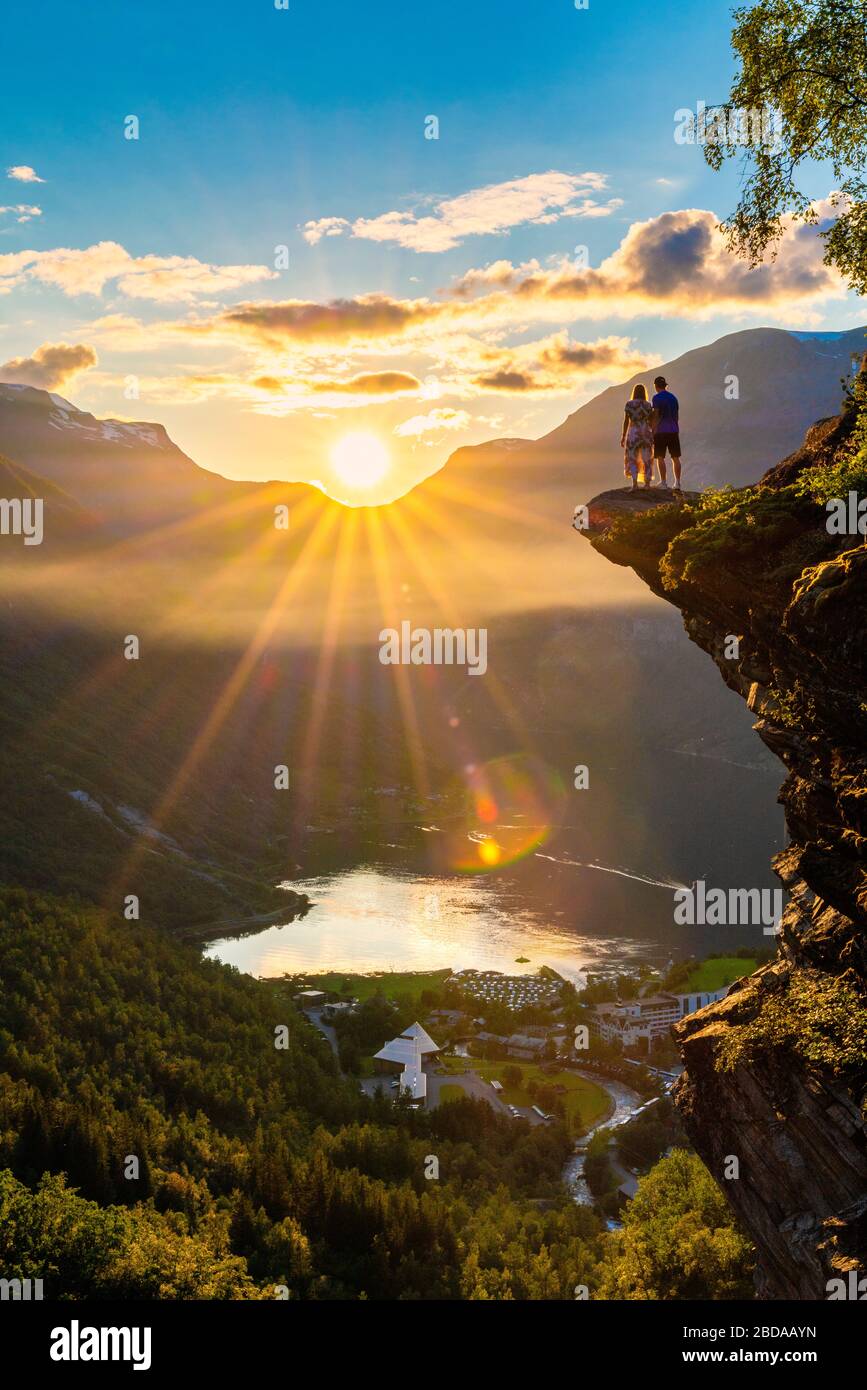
[[435, 753, 567, 874]]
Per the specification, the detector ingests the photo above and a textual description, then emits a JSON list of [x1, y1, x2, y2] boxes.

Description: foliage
[[0, 885, 618, 1299], [716, 970, 867, 1075], [596, 1150, 755, 1299], [707, 0, 867, 295], [617, 1099, 686, 1172], [0, 1169, 265, 1300]]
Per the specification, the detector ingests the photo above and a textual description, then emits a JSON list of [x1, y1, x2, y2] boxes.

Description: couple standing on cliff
[[620, 375, 683, 492]]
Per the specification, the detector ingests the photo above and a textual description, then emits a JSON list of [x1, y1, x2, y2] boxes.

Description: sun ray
[[363, 505, 431, 800], [420, 472, 570, 540], [107, 504, 341, 901], [380, 503, 534, 751], [24, 488, 327, 756], [294, 506, 360, 823]]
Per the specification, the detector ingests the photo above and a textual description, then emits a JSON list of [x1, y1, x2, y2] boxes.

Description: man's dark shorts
[[653, 432, 681, 459]]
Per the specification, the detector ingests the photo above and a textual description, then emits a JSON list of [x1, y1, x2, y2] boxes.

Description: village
[[286, 953, 759, 1214]]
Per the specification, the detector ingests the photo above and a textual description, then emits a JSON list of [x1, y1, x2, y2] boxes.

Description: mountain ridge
[[436, 325, 867, 509], [3, 325, 865, 544]]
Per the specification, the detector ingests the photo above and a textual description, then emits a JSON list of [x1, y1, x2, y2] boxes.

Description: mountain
[[3, 326, 862, 631], [5, 324, 864, 547], [432, 326, 867, 515], [0, 381, 332, 543], [0, 451, 99, 553]]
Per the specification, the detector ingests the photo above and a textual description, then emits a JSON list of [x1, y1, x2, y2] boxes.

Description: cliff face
[[581, 402, 867, 1299]]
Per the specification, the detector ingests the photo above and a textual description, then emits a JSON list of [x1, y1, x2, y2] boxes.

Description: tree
[[502, 1064, 522, 1090], [596, 1150, 755, 1300], [707, 0, 867, 292]]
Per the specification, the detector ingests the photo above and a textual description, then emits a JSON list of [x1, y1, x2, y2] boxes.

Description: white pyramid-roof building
[[399, 1021, 439, 1054], [373, 1036, 423, 1067]]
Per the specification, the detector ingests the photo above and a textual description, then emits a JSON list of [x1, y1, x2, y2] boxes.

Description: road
[[426, 1066, 547, 1124], [305, 1007, 340, 1060]]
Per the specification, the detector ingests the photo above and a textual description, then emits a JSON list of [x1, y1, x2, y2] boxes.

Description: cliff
[[580, 400, 867, 1299]]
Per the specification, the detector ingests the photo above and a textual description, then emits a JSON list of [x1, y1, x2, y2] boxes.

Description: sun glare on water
[[330, 431, 390, 492]]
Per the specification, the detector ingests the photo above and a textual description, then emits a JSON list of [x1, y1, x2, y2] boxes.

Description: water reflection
[[205, 863, 667, 981]]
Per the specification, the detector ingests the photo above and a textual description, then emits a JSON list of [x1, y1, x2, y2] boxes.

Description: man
[[651, 375, 683, 490]]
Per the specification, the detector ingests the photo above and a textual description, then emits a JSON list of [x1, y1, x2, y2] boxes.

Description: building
[[401, 1021, 440, 1056], [673, 988, 729, 1016], [372, 1021, 439, 1073], [592, 994, 681, 1047], [372, 1022, 440, 1114], [373, 1035, 426, 1073], [428, 1009, 466, 1028], [398, 1062, 427, 1106], [321, 1000, 356, 1021], [295, 990, 326, 1009], [591, 987, 732, 1049], [504, 1033, 547, 1061]]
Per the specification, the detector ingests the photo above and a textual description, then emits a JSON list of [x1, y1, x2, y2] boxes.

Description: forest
[[0, 885, 753, 1299]]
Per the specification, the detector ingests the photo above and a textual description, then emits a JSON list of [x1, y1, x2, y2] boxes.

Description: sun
[[330, 431, 390, 491]]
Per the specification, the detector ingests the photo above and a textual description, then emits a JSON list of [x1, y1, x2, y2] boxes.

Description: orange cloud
[[222, 295, 434, 345], [0, 340, 97, 390]]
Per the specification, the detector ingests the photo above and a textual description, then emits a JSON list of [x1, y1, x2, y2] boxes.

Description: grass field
[[438, 1084, 466, 1105], [288, 968, 452, 1004], [440, 1056, 609, 1134], [681, 957, 757, 992]]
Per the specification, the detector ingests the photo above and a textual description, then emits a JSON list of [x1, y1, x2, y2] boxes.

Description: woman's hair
[[631, 383, 647, 401]]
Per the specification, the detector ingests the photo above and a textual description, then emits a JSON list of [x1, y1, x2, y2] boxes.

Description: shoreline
[[178, 892, 312, 945]]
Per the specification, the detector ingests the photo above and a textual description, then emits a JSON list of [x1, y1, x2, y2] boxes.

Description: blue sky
[[0, 0, 860, 500]]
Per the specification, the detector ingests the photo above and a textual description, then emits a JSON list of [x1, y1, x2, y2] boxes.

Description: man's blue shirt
[[652, 389, 679, 433]]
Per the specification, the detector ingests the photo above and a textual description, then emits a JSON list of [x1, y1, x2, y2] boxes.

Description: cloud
[[61, 197, 847, 419], [303, 171, 620, 252], [0, 241, 276, 302], [169, 330, 646, 412], [252, 369, 420, 397], [394, 408, 474, 437], [481, 202, 847, 318], [211, 202, 844, 360], [6, 166, 44, 184], [316, 370, 420, 395], [0, 204, 42, 224], [221, 294, 434, 345], [0, 340, 97, 389], [469, 332, 650, 394], [135, 365, 425, 412], [302, 216, 350, 245], [474, 369, 535, 391]]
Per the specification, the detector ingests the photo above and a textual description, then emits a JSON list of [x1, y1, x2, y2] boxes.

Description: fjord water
[[206, 607, 787, 983], [205, 776, 783, 982], [205, 861, 669, 982]]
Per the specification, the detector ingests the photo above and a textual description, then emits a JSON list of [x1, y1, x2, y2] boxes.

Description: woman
[[620, 383, 654, 489]]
